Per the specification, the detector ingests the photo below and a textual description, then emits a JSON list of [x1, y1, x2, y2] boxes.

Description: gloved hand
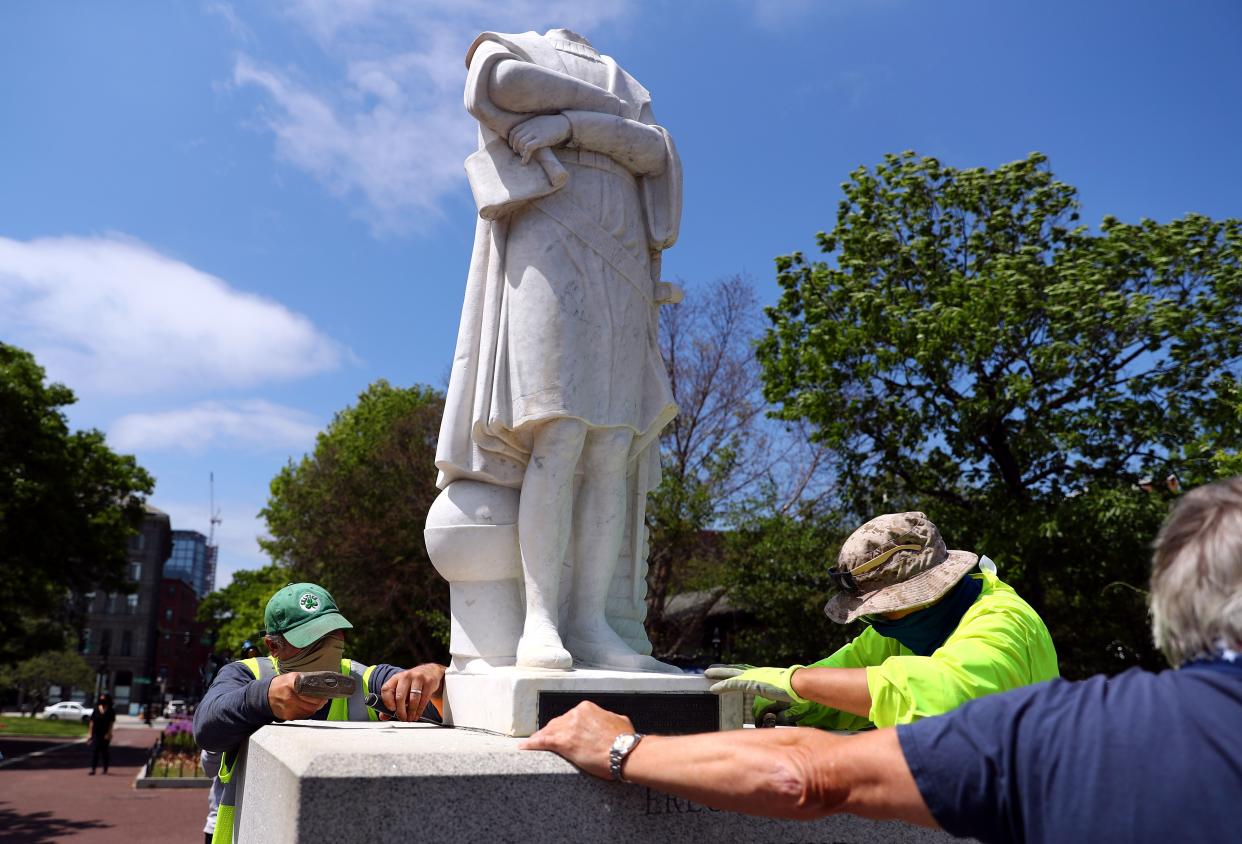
[[708, 664, 809, 725], [703, 663, 755, 680], [706, 664, 806, 704]]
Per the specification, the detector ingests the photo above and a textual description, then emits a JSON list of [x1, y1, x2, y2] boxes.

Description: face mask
[[867, 574, 982, 656], [277, 634, 345, 675]]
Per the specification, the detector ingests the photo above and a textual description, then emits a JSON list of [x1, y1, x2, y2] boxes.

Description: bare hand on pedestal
[[379, 663, 447, 721], [519, 701, 633, 779]]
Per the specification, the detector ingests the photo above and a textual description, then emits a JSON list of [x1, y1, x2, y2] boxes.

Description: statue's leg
[[565, 427, 678, 673], [515, 417, 587, 670]]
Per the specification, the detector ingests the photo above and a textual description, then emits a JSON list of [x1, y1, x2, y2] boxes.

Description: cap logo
[[298, 593, 322, 613]]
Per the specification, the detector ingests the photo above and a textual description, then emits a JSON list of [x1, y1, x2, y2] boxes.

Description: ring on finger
[[408, 689, 422, 696]]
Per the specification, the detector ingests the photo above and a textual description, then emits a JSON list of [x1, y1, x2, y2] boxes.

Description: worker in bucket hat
[[709, 512, 1058, 729]]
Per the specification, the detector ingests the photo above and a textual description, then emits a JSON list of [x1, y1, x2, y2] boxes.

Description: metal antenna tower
[[208, 472, 223, 546], [205, 472, 223, 594]]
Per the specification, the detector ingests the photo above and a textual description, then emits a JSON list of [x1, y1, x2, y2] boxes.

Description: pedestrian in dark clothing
[[87, 693, 116, 775]]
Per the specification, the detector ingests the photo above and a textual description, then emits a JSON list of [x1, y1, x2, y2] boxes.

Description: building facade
[[80, 505, 172, 712]]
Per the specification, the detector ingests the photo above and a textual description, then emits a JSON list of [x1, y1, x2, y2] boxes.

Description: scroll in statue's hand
[[508, 114, 572, 164]]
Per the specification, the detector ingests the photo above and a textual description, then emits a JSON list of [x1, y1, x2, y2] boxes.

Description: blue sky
[[2, 1, 1239, 586]]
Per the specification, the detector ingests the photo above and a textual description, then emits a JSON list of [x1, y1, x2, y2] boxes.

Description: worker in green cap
[[193, 582, 446, 844]]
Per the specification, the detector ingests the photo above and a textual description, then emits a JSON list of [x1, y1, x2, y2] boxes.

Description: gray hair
[[1149, 476, 1242, 666]]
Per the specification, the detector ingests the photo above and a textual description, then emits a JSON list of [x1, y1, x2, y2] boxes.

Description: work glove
[[706, 664, 808, 725]]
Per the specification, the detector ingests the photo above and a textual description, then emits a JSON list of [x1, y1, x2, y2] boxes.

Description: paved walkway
[[0, 719, 207, 843]]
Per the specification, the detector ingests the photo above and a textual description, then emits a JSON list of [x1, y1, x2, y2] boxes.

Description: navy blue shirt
[[193, 659, 405, 752], [898, 661, 1242, 843]]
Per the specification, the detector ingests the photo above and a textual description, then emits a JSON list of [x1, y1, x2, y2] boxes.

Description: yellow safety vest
[[790, 571, 1059, 730], [212, 656, 378, 844]]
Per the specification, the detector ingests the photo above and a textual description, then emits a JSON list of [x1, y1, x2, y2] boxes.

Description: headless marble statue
[[431, 28, 683, 672]]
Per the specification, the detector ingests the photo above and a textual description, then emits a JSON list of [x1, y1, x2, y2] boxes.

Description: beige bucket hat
[[824, 512, 979, 624]]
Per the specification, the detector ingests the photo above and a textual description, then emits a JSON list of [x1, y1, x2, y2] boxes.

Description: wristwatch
[[609, 732, 645, 781]]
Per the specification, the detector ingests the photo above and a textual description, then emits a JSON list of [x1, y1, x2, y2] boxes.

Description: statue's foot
[[516, 630, 572, 671], [565, 621, 682, 674]]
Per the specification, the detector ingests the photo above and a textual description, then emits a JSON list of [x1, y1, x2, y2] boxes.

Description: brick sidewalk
[[0, 724, 207, 843]]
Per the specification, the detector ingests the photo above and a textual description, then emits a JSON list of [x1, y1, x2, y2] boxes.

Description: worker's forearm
[[791, 667, 873, 719], [621, 729, 847, 819], [621, 728, 936, 826], [489, 60, 623, 116]]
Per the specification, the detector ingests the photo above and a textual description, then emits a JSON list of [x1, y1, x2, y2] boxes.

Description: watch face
[[614, 734, 638, 753]]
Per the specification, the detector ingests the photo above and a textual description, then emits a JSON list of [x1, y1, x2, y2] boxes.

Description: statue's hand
[[509, 114, 572, 164]]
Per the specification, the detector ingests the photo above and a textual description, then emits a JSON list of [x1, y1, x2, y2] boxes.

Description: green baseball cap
[[264, 583, 353, 648]]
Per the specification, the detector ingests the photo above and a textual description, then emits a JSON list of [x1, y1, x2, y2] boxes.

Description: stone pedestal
[[443, 668, 741, 737], [236, 722, 962, 844]]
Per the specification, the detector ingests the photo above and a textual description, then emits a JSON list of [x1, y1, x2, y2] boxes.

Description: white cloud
[[228, 0, 634, 235], [110, 400, 322, 454], [0, 234, 345, 396], [745, 0, 819, 30], [737, 0, 897, 31], [204, 1, 254, 42]]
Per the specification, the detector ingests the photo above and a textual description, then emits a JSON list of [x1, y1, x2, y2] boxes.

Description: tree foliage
[[0, 343, 154, 665], [260, 381, 448, 667], [646, 277, 828, 657], [197, 564, 291, 655], [0, 650, 96, 710], [758, 152, 1242, 676], [720, 509, 860, 666]]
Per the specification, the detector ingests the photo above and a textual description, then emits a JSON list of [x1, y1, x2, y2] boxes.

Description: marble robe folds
[[435, 30, 683, 494]]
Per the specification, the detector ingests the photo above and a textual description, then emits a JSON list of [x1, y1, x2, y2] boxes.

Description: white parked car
[[38, 701, 91, 722], [163, 699, 187, 718]]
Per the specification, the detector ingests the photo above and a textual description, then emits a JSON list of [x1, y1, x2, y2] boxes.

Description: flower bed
[[145, 716, 205, 778], [135, 716, 210, 788]]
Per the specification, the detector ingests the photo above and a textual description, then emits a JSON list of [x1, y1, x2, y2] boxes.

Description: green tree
[[721, 508, 859, 666], [197, 564, 291, 655], [260, 381, 448, 667], [0, 343, 154, 665], [647, 277, 829, 658], [758, 151, 1242, 677], [0, 650, 96, 713]]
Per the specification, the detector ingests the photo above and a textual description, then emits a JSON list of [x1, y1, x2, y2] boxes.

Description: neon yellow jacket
[[791, 571, 1059, 730]]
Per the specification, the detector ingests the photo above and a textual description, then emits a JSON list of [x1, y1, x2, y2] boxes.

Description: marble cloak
[[434, 31, 683, 495]]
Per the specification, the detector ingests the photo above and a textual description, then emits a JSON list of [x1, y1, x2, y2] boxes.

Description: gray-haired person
[[524, 476, 1242, 843]]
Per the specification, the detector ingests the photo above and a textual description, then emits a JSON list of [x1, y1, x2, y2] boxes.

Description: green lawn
[[0, 717, 89, 737]]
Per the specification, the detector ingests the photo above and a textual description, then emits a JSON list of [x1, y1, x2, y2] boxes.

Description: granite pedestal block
[[235, 721, 962, 844], [442, 667, 743, 737]]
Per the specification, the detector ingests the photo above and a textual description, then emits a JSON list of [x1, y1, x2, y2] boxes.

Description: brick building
[[152, 577, 211, 702]]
